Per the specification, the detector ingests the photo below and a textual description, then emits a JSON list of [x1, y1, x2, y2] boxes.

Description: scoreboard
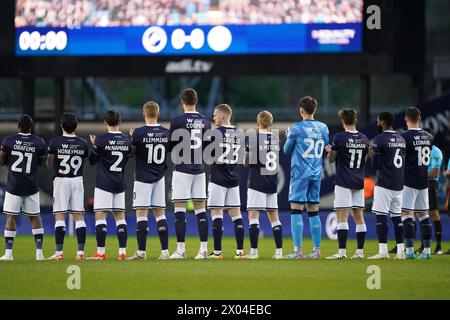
[[15, 1, 363, 56]]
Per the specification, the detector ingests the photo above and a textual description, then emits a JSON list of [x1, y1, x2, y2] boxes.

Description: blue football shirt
[[401, 128, 433, 189], [1, 133, 47, 196], [372, 130, 406, 191], [209, 125, 244, 188], [284, 119, 329, 181], [170, 111, 211, 175], [89, 132, 132, 193], [48, 135, 89, 178], [132, 124, 170, 184], [331, 130, 369, 190], [247, 131, 280, 194]]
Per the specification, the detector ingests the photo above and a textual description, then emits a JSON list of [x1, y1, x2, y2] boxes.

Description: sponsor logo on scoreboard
[[165, 59, 213, 73], [311, 28, 356, 45]]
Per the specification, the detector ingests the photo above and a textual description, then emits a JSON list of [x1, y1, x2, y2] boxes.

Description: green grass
[[0, 236, 449, 300]]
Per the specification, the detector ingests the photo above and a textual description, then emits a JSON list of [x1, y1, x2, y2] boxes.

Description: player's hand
[[325, 145, 332, 153], [368, 147, 375, 158], [89, 134, 96, 145], [129, 128, 134, 137], [285, 127, 291, 138]]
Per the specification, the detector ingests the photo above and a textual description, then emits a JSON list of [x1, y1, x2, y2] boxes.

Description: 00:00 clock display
[[18, 31, 67, 51]]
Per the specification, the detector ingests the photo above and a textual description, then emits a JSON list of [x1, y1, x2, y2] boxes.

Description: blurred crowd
[[15, 0, 363, 27]]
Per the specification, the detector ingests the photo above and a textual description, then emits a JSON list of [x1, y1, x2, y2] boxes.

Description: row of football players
[[1, 88, 448, 260], [284, 97, 447, 260], [0, 89, 283, 261]]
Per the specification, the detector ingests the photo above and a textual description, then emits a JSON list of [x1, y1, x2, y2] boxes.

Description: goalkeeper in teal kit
[[283, 96, 330, 259]]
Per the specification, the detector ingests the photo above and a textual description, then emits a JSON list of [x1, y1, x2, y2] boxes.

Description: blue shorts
[[289, 179, 321, 204]]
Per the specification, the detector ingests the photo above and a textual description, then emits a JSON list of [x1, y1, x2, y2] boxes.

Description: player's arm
[[371, 138, 382, 170], [0, 150, 7, 166], [0, 138, 9, 166], [429, 168, 440, 179], [327, 149, 337, 163], [88, 134, 99, 165], [38, 140, 47, 166], [46, 154, 55, 169], [46, 140, 56, 169], [428, 163, 441, 179], [429, 150, 442, 179], [244, 135, 250, 167], [283, 139, 295, 155], [326, 132, 337, 163], [446, 159, 450, 178], [129, 143, 136, 158], [244, 150, 250, 167], [202, 119, 212, 150], [82, 142, 90, 167], [88, 150, 99, 165], [283, 126, 297, 154], [38, 155, 46, 166], [323, 125, 330, 147], [372, 152, 381, 169], [129, 129, 137, 157], [168, 120, 176, 152]]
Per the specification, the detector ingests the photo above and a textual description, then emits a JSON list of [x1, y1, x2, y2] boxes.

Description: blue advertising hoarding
[[1, 209, 449, 241]]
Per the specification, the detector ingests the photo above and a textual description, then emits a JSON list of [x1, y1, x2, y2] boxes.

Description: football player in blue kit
[[325, 109, 369, 259], [400, 107, 434, 259], [47, 112, 89, 260], [368, 112, 406, 260], [284, 96, 329, 259], [88, 110, 132, 260], [169, 89, 211, 259], [0, 115, 47, 261], [244, 111, 283, 260], [127, 101, 171, 260], [206, 104, 246, 260]]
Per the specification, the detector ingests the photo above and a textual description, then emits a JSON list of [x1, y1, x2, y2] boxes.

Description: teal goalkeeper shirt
[[284, 119, 329, 180], [428, 145, 443, 181]]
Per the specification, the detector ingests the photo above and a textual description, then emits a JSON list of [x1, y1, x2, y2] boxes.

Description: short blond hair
[[143, 101, 160, 118], [257, 110, 273, 129], [215, 104, 232, 118]]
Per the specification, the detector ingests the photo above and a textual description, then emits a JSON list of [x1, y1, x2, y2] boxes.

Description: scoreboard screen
[[15, 0, 363, 56]]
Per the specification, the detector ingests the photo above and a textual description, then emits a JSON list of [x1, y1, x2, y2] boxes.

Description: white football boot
[[158, 251, 170, 260], [0, 254, 13, 261], [127, 251, 147, 260], [194, 250, 208, 260], [367, 253, 390, 260], [350, 253, 365, 259], [169, 250, 186, 259], [36, 251, 45, 261]]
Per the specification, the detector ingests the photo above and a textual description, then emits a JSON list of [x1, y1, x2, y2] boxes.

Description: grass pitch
[[0, 236, 449, 300]]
